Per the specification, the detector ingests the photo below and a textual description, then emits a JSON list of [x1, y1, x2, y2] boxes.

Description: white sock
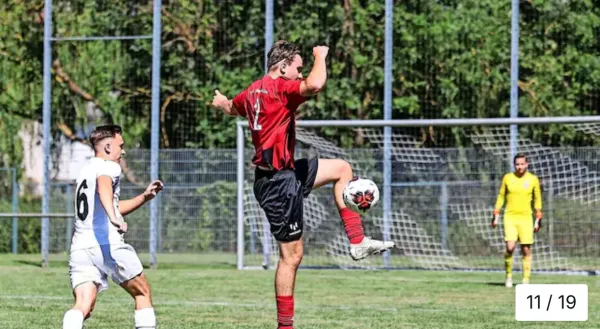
[[63, 309, 84, 329], [134, 307, 156, 329]]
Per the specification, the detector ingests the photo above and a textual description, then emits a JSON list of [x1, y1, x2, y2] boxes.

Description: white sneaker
[[522, 278, 530, 285], [350, 237, 395, 261], [505, 276, 513, 288]]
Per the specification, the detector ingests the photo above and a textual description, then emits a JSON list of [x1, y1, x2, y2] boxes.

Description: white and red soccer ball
[[343, 177, 380, 214]]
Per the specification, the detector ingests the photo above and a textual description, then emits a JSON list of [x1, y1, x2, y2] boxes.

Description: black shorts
[[253, 158, 319, 242]]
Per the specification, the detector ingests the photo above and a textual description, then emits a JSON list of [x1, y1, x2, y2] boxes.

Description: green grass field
[[0, 254, 597, 329]]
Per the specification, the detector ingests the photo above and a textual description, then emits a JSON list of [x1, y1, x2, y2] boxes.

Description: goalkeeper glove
[[491, 210, 500, 229], [534, 210, 543, 232]]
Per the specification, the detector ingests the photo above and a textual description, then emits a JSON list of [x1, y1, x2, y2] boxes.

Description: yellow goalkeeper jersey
[[494, 172, 542, 218]]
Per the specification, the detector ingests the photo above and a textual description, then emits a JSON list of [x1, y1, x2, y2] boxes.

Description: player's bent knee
[[136, 278, 151, 296], [339, 160, 353, 179], [280, 251, 303, 267], [122, 273, 152, 299], [281, 255, 303, 268], [73, 297, 96, 318], [141, 284, 152, 298], [137, 282, 152, 299], [291, 253, 303, 267]]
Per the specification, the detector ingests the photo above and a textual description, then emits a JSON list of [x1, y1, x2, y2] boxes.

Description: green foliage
[[194, 181, 237, 252], [2, 0, 600, 167], [0, 198, 43, 253], [0, 1, 42, 168], [138, 180, 237, 253]]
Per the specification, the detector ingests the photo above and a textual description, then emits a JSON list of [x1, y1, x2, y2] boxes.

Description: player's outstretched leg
[[121, 273, 156, 329], [313, 159, 395, 260], [521, 245, 532, 284], [63, 282, 98, 329], [504, 241, 516, 288], [275, 240, 303, 329]]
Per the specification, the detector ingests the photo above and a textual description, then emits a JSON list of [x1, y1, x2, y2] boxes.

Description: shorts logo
[[289, 222, 301, 236]]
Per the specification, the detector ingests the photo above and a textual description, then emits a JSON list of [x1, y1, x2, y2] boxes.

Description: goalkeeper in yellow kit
[[491, 153, 542, 287]]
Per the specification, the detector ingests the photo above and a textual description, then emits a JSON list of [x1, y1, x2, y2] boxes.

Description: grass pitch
[[0, 253, 597, 329]]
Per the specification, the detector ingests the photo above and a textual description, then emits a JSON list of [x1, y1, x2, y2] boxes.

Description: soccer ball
[[343, 177, 380, 214]]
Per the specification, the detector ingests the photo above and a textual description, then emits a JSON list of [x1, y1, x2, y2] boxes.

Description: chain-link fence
[[3, 1, 600, 273], [5, 142, 599, 273]]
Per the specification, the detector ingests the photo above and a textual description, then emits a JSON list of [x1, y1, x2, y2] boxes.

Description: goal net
[[238, 120, 600, 274]]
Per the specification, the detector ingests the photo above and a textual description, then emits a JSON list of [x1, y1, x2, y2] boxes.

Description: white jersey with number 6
[[71, 157, 124, 251]]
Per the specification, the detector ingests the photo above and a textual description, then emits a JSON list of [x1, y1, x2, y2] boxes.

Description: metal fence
[[0, 168, 18, 253], [32, 0, 522, 267], [4, 0, 600, 270], [4, 145, 600, 273]]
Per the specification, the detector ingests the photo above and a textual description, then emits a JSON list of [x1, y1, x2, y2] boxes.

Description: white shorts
[[69, 243, 143, 292]]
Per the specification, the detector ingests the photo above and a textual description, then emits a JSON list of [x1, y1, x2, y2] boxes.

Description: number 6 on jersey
[[76, 179, 88, 221]]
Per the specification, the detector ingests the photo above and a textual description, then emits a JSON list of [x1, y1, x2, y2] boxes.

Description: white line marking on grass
[[0, 295, 400, 312], [0, 294, 516, 314]]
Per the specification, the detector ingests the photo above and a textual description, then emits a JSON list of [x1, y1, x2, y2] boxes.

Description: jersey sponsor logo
[[250, 89, 268, 95]]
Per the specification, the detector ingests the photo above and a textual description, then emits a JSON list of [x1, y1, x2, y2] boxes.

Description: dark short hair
[[90, 125, 122, 149], [513, 152, 527, 164], [266, 40, 301, 70]]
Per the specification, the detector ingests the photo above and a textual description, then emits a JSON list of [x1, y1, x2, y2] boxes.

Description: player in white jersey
[[62, 125, 164, 329]]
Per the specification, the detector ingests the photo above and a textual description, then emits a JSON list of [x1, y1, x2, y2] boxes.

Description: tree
[[2, 0, 600, 172]]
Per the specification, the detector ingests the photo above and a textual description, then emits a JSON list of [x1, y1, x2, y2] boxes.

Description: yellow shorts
[[503, 216, 534, 244]]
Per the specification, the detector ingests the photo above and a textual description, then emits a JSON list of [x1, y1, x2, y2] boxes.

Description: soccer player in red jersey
[[212, 40, 395, 329]]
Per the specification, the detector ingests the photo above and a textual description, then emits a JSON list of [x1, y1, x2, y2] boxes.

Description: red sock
[[339, 208, 365, 244], [276, 295, 294, 328]]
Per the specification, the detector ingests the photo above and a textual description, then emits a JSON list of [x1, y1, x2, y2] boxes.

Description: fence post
[[264, 0, 273, 72], [149, 0, 162, 269], [509, 0, 520, 166], [41, 0, 54, 268], [382, 0, 394, 267]]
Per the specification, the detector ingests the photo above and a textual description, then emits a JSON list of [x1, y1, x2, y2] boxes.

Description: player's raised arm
[[119, 180, 164, 216], [211, 90, 239, 116], [300, 46, 329, 97], [97, 175, 126, 232]]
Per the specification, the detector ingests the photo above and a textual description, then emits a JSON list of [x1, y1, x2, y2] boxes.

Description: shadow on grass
[[14, 259, 68, 268]]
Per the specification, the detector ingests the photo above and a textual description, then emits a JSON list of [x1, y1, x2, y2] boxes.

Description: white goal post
[[236, 116, 600, 273]]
